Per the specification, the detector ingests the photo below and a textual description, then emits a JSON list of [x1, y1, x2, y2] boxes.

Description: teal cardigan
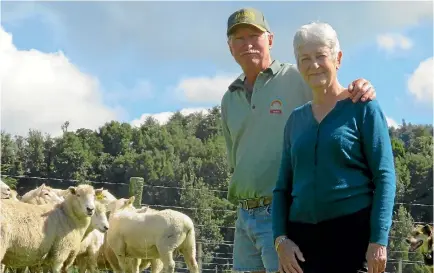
[[271, 98, 396, 246]]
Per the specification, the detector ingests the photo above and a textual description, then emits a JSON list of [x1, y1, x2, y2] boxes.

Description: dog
[[406, 224, 433, 268]]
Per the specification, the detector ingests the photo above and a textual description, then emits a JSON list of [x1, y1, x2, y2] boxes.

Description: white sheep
[[98, 198, 163, 273], [107, 196, 199, 273], [0, 184, 100, 273], [20, 184, 64, 205], [74, 201, 109, 273], [0, 180, 11, 199], [2, 185, 66, 273], [24, 200, 110, 273]]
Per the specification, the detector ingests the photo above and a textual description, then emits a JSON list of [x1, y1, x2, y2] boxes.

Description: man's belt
[[239, 197, 272, 210]]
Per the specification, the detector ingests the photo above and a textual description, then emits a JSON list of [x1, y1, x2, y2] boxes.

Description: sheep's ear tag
[[96, 193, 104, 200]]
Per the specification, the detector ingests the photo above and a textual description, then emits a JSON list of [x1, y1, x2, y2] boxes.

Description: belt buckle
[[241, 200, 248, 210]]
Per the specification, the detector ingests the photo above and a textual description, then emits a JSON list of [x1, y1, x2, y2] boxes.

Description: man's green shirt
[[221, 60, 313, 204]]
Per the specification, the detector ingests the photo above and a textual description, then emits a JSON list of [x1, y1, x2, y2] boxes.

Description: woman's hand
[[276, 237, 305, 273], [366, 243, 387, 273]]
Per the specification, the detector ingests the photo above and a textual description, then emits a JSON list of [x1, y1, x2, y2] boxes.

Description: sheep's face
[[91, 202, 109, 233], [0, 181, 11, 199], [95, 188, 117, 206], [36, 184, 64, 204], [69, 185, 96, 217]]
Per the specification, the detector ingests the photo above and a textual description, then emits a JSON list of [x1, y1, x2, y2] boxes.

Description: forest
[[1, 106, 433, 273]]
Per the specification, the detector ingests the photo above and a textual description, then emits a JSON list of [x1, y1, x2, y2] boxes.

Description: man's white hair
[[293, 22, 341, 61]]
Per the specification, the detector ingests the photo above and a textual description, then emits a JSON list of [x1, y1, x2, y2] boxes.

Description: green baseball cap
[[227, 8, 271, 36]]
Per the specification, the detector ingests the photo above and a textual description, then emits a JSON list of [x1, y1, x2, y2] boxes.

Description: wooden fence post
[[197, 242, 203, 273], [129, 177, 144, 208], [397, 258, 402, 273]]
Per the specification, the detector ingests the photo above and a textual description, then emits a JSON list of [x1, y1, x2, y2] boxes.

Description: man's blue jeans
[[232, 204, 279, 273]]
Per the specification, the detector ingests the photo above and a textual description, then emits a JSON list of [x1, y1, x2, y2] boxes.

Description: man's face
[[228, 25, 273, 69]]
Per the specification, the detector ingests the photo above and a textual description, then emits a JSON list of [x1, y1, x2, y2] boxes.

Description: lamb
[[74, 201, 110, 273], [0, 180, 11, 199], [107, 196, 199, 273], [20, 184, 64, 205], [101, 198, 163, 273], [0, 184, 98, 273]]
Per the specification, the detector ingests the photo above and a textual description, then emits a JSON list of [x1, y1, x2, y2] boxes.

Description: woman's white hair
[[293, 21, 341, 61]]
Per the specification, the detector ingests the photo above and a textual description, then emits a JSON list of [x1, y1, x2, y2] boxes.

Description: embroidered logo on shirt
[[270, 99, 283, 114]]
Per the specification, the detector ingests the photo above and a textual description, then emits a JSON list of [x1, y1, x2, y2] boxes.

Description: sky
[[1, 0, 433, 137]]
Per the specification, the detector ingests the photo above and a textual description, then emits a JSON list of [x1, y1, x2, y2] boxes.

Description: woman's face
[[297, 43, 341, 90]]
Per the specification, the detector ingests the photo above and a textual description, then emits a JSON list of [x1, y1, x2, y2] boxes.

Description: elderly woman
[[271, 22, 396, 273]]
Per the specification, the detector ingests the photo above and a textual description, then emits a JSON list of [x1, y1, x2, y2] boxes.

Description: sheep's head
[[0, 180, 11, 199], [91, 201, 109, 233], [95, 187, 117, 206], [107, 196, 135, 213], [68, 184, 96, 217], [36, 184, 64, 204]]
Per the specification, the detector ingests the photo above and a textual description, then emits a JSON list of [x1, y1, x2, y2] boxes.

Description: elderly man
[[220, 8, 377, 273]]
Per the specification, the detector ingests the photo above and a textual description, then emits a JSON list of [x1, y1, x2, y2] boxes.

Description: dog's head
[[406, 224, 433, 252]]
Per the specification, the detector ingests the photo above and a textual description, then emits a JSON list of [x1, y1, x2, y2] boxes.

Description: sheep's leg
[[156, 249, 175, 273], [0, 247, 6, 268], [75, 255, 87, 273], [51, 262, 63, 273], [51, 250, 72, 273], [61, 250, 78, 273], [42, 265, 50, 273], [151, 259, 164, 273], [116, 255, 130, 273], [110, 236, 130, 273], [182, 250, 199, 273], [127, 258, 140, 273], [87, 253, 98, 273], [104, 248, 122, 273], [27, 265, 41, 273]]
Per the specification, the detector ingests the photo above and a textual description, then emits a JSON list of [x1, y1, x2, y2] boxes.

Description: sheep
[[24, 200, 109, 273], [0, 184, 98, 273], [100, 198, 164, 273], [9, 190, 19, 201], [0, 180, 11, 199], [2, 185, 66, 273], [73, 201, 110, 273], [107, 196, 199, 273], [20, 184, 64, 205]]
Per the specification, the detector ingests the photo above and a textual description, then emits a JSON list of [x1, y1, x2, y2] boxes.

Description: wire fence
[[1, 174, 433, 273]]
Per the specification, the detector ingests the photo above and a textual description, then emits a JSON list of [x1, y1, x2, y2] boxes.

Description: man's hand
[[366, 243, 387, 273], [348, 78, 376, 103]]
